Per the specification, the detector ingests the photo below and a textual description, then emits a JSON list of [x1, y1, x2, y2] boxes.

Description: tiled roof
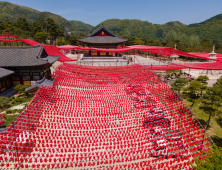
[[78, 25, 128, 44], [87, 25, 118, 37], [0, 68, 14, 79], [0, 45, 60, 67], [25, 77, 53, 92], [78, 36, 128, 44]]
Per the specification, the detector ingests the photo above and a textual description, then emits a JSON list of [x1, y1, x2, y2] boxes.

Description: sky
[[2, 0, 222, 26]]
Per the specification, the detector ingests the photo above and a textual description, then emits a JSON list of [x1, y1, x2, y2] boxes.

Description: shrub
[[14, 85, 31, 94], [12, 109, 22, 113], [10, 96, 15, 100], [0, 96, 11, 109], [12, 109, 18, 114], [17, 109, 22, 113], [15, 98, 22, 102], [6, 110, 12, 114]]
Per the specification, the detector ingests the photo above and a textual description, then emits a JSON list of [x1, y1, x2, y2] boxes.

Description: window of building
[[23, 76, 30, 80], [33, 76, 40, 80], [12, 76, 20, 80], [22, 72, 30, 76], [33, 73, 40, 76], [1, 81, 5, 88]]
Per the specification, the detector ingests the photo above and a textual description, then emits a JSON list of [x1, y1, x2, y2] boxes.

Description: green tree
[[121, 35, 134, 46], [14, 17, 32, 38], [201, 39, 212, 52], [78, 33, 87, 38], [182, 80, 201, 109], [34, 32, 47, 43], [200, 86, 220, 122], [68, 35, 79, 45], [133, 37, 145, 45], [155, 29, 164, 38], [46, 18, 64, 45], [196, 75, 209, 96], [32, 19, 45, 36], [171, 78, 188, 94], [211, 76, 222, 112]]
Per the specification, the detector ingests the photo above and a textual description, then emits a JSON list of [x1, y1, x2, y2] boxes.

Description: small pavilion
[[78, 24, 128, 56]]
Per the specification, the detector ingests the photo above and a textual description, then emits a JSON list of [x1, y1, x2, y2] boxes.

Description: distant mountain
[[0, 1, 222, 43], [0, 1, 93, 35], [93, 19, 187, 41], [189, 14, 222, 27], [69, 20, 94, 35], [94, 17, 222, 43]]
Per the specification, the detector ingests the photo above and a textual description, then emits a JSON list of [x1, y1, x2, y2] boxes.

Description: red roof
[[42, 45, 76, 62], [0, 34, 18, 38], [20, 39, 41, 46]]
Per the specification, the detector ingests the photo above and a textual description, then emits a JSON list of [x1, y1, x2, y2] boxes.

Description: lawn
[[0, 96, 33, 113], [10, 96, 33, 107], [0, 95, 33, 128], [184, 100, 222, 138], [0, 114, 19, 127]]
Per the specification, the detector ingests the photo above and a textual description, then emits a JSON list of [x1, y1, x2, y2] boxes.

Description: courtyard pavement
[[65, 53, 219, 87]]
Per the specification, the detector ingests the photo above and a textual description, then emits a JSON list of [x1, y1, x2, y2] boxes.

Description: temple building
[[78, 25, 128, 56], [0, 45, 59, 93]]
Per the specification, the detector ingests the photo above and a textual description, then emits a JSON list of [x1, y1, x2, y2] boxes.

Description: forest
[[1, 16, 222, 54], [1, 1, 222, 53]]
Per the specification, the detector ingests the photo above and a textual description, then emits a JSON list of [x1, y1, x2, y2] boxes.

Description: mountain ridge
[[0, 1, 94, 35], [0, 1, 222, 42]]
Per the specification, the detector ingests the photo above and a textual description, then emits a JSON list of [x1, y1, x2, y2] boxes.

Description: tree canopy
[[171, 78, 188, 94]]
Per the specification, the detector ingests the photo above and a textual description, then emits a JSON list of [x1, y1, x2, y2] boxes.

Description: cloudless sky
[[2, 0, 222, 26]]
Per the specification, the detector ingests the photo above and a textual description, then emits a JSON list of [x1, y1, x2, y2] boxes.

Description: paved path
[[0, 86, 16, 97], [183, 68, 221, 87], [73, 55, 169, 67], [65, 54, 221, 86], [132, 55, 168, 65], [0, 102, 27, 114]]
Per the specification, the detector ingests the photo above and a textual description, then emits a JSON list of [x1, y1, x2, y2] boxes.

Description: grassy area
[[0, 95, 33, 128], [0, 114, 19, 128], [0, 96, 33, 113], [10, 96, 32, 108], [184, 100, 222, 138]]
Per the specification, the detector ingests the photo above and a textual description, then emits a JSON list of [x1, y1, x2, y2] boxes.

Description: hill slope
[[94, 17, 222, 43], [0, 1, 93, 35], [93, 19, 187, 41], [1, 1, 222, 43]]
